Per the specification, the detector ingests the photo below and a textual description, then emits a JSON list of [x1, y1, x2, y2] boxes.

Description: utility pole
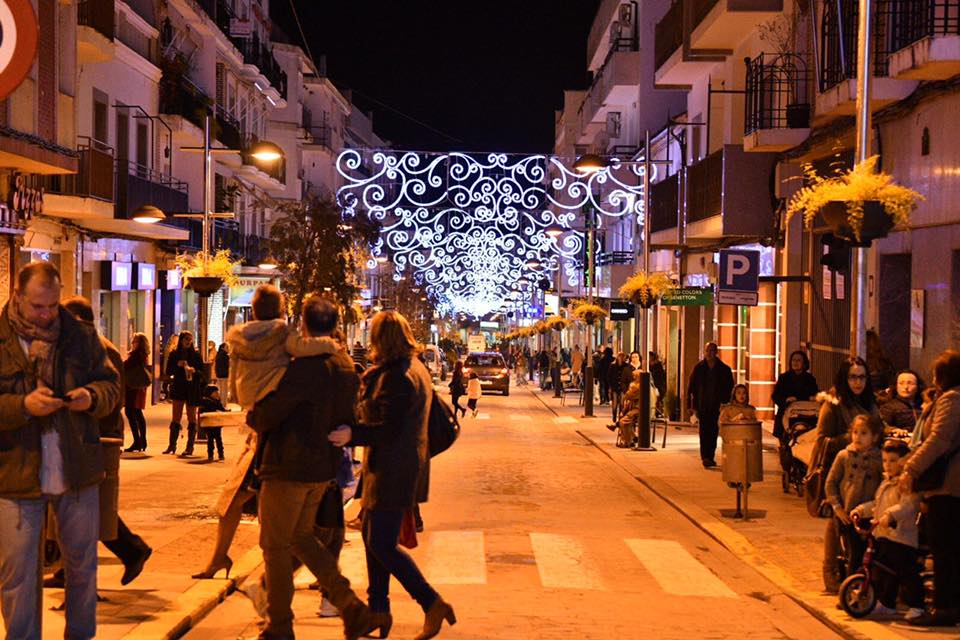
[[850, 0, 873, 357]]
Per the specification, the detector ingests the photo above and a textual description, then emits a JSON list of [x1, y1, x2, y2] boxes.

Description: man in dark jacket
[[688, 342, 735, 468], [247, 296, 373, 640], [0, 263, 121, 640], [607, 353, 627, 423]]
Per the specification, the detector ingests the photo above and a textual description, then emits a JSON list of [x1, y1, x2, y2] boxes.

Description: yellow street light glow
[[132, 204, 166, 224]]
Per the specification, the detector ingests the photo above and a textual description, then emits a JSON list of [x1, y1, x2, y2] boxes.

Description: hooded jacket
[[226, 319, 338, 410], [852, 475, 920, 548], [825, 443, 883, 512]]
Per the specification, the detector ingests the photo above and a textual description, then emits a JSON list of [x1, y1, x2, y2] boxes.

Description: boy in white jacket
[[851, 439, 923, 620]]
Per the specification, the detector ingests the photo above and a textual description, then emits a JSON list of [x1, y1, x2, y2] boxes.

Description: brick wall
[[37, 0, 56, 142]]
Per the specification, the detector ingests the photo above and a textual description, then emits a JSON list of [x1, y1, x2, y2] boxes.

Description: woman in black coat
[[163, 330, 205, 456], [771, 350, 819, 440], [330, 311, 456, 640], [448, 360, 466, 418]]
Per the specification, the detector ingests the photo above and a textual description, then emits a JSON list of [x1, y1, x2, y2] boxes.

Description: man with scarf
[[0, 262, 121, 640]]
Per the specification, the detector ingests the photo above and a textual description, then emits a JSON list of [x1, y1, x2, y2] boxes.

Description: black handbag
[[428, 390, 460, 457]]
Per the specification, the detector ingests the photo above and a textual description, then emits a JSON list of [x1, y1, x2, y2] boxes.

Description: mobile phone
[[52, 392, 72, 401]]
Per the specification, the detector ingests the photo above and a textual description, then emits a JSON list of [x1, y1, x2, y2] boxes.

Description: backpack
[[428, 389, 460, 457]]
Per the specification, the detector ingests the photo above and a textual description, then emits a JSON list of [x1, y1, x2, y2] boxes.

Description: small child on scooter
[[850, 438, 924, 621]]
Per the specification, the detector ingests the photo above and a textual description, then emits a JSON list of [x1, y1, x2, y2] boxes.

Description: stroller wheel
[[839, 573, 876, 618]]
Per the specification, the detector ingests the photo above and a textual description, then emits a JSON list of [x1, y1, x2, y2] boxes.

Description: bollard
[[634, 371, 655, 451]]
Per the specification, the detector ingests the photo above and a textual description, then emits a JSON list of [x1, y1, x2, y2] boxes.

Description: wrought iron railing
[[889, 0, 960, 51], [117, 159, 189, 219], [36, 137, 114, 202], [820, 0, 893, 91], [78, 0, 115, 40], [214, 105, 243, 149], [686, 149, 723, 223], [230, 33, 288, 99], [745, 53, 812, 133], [159, 72, 211, 130], [215, 226, 268, 265]]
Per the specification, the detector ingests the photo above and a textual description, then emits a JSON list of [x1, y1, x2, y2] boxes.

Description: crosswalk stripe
[[422, 531, 487, 585], [476, 413, 490, 420], [529, 533, 606, 591], [552, 416, 577, 424], [625, 538, 738, 599]]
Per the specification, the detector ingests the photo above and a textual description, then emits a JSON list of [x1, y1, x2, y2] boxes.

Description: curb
[[573, 426, 913, 640]]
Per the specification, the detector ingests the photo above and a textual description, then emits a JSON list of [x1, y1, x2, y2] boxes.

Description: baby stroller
[[778, 400, 820, 496]]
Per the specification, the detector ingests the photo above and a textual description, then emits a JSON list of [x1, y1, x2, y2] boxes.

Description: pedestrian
[[159, 332, 178, 401], [207, 339, 217, 364], [719, 384, 758, 423], [0, 263, 121, 639], [467, 371, 482, 417], [550, 347, 561, 396], [123, 332, 152, 452], [524, 346, 534, 382], [571, 345, 583, 387], [449, 360, 467, 418], [878, 369, 925, 432], [164, 330, 205, 456], [687, 342, 735, 469], [537, 349, 550, 390], [825, 414, 884, 579], [352, 340, 368, 367], [607, 352, 627, 423], [199, 383, 227, 462], [598, 347, 614, 404], [57, 297, 152, 589], [900, 350, 960, 626], [247, 295, 377, 640], [214, 342, 230, 402], [815, 356, 878, 593], [771, 350, 819, 441], [514, 350, 528, 386], [850, 438, 924, 621], [328, 310, 456, 640]]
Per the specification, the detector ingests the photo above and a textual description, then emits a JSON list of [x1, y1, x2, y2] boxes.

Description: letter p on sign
[[717, 249, 760, 306], [726, 255, 751, 285]]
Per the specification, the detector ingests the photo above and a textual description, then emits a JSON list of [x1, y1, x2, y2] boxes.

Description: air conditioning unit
[[619, 3, 633, 25], [606, 112, 622, 138]]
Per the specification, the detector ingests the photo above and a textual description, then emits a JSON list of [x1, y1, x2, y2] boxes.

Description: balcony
[[215, 225, 268, 266], [817, 0, 918, 120], [655, 1, 684, 72], [159, 68, 211, 135], [77, 0, 115, 63], [196, 0, 234, 42], [888, 0, 960, 79], [36, 138, 115, 219], [577, 49, 642, 138], [685, 145, 778, 240], [649, 173, 680, 234], [214, 105, 243, 150], [230, 33, 288, 100], [743, 53, 812, 152], [654, 0, 721, 86], [116, 160, 189, 220], [304, 124, 334, 153], [689, 0, 783, 51]]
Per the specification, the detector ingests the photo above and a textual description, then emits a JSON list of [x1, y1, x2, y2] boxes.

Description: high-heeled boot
[[162, 422, 180, 454], [181, 422, 197, 456], [414, 597, 456, 640]]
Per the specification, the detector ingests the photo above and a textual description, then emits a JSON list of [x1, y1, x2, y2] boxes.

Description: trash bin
[[720, 421, 763, 484]]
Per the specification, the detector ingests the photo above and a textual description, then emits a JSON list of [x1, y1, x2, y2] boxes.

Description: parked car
[[463, 352, 510, 396], [423, 344, 447, 381]]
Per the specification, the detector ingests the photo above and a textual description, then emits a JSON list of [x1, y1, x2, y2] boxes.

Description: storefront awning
[[74, 218, 189, 241]]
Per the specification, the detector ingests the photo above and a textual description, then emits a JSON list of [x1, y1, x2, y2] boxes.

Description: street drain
[[487, 553, 536, 565], [746, 591, 772, 602]]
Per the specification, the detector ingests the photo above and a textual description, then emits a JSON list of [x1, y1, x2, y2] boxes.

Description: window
[[93, 89, 109, 148], [465, 354, 505, 367]]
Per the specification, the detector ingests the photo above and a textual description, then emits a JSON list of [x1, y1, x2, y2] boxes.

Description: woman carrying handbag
[[123, 333, 153, 452]]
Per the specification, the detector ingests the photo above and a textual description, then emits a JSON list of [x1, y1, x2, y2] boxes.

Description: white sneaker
[[243, 581, 267, 619], [872, 603, 898, 617], [904, 607, 925, 621], [318, 596, 339, 618]]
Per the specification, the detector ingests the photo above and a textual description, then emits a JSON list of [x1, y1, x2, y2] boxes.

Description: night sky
[[271, 1, 601, 153]]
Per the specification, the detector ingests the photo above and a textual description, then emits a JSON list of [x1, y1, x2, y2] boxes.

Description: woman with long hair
[[123, 333, 152, 452], [329, 311, 455, 640], [816, 355, 879, 592], [449, 360, 466, 418], [164, 330, 205, 456]]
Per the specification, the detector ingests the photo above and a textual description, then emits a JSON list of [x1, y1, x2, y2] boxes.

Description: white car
[[422, 344, 447, 381]]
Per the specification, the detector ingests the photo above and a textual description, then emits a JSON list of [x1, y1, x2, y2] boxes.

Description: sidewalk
[[527, 386, 958, 640]]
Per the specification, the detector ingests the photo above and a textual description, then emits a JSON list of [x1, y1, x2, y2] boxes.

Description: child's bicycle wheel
[[839, 573, 876, 618]]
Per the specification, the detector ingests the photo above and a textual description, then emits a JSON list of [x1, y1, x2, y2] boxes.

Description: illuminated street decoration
[[337, 150, 650, 316]]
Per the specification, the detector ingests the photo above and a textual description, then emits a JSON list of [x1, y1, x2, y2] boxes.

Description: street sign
[[467, 334, 486, 353], [609, 300, 635, 320], [661, 287, 713, 306], [0, 0, 38, 100], [718, 249, 760, 306]]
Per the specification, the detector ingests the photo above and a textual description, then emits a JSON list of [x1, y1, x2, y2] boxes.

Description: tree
[[268, 196, 379, 317]]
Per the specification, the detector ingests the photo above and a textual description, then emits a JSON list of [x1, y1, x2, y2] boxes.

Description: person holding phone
[[164, 330, 205, 456]]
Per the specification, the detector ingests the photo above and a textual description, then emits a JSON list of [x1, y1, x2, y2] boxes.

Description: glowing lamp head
[[375, 256, 388, 264], [248, 140, 285, 162], [545, 224, 565, 238], [572, 153, 609, 175], [257, 256, 279, 271], [132, 204, 166, 224]]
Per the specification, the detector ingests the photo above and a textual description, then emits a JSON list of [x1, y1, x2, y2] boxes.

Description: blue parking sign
[[717, 249, 759, 306]]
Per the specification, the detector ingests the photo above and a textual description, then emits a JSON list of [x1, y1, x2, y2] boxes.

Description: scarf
[[8, 297, 61, 387]]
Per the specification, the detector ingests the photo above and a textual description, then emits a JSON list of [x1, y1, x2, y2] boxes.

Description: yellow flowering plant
[[175, 249, 241, 288], [571, 302, 607, 326], [786, 155, 923, 242], [545, 316, 571, 332], [619, 271, 675, 307]]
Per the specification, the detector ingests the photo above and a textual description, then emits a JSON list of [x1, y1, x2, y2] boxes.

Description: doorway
[[878, 253, 911, 372]]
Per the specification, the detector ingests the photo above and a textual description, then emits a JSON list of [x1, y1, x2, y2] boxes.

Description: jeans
[[362, 508, 438, 614], [124, 406, 147, 450], [0, 486, 99, 640], [926, 495, 960, 610], [873, 537, 923, 609], [258, 479, 357, 637]]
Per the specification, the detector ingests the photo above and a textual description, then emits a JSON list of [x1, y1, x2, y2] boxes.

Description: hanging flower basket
[[185, 276, 224, 296], [619, 271, 675, 308], [820, 200, 894, 246], [571, 303, 607, 326], [545, 316, 571, 332], [786, 156, 922, 244]]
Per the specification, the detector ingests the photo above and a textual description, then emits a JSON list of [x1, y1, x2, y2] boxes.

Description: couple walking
[[200, 285, 455, 640]]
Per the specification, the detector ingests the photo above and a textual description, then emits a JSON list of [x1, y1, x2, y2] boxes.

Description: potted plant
[[786, 156, 923, 245], [571, 302, 607, 326], [175, 249, 241, 295], [619, 271, 675, 308], [545, 316, 571, 332]]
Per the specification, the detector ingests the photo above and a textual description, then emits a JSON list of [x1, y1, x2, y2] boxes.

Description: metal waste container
[[721, 421, 763, 484]]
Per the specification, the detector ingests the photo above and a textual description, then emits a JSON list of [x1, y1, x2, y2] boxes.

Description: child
[[226, 285, 339, 411], [719, 384, 758, 423], [850, 439, 923, 620], [466, 371, 482, 417], [199, 384, 228, 461], [825, 414, 885, 578]]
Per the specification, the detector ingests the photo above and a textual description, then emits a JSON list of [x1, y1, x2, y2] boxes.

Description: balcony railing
[[820, 0, 894, 91], [305, 124, 332, 150], [159, 71, 211, 130], [197, 0, 235, 42], [890, 0, 960, 51], [655, 0, 684, 70], [230, 33, 288, 98], [214, 105, 243, 149], [116, 160, 189, 219], [744, 53, 811, 134], [687, 149, 723, 223], [215, 226, 268, 265], [650, 174, 680, 233], [78, 0, 115, 40], [37, 137, 115, 201]]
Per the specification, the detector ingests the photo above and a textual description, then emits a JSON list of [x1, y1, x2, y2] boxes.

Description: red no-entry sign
[[0, 0, 38, 100]]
